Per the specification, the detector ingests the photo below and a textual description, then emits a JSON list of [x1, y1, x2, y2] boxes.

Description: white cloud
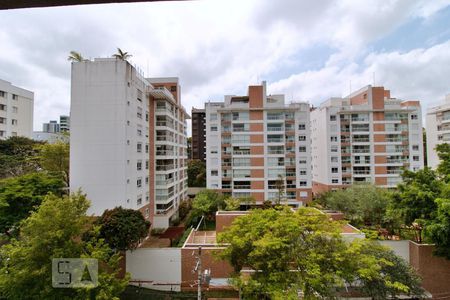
[[0, 0, 448, 132]]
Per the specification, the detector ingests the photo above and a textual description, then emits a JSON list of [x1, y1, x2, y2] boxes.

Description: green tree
[[217, 207, 423, 299], [112, 48, 132, 60], [67, 51, 85, 62], [187, 159, 206, 187], [95, 207, 150, 251], [390, 168, 441, 226], [436, 143, 450, 181], [0, 172, 65, 235], [321, 184, 391, 227], [37, 141, 70, 186], [224, 197, 240, 211], [0, 192, 129, 299], [0, 136, 41, 179], [425, 183, 450, 259], [192, 189, 226, 219]]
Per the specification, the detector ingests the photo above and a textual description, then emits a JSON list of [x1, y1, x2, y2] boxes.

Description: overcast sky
[[0, 0, 449, 132]]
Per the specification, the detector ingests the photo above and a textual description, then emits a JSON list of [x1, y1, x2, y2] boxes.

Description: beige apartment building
[[205, 81, 312, 206], [311, 85, 424, 194], [0, 79, 34, 139]]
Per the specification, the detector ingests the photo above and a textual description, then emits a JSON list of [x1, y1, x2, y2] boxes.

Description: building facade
[[426, 94, 450, 169], [205, 82, 312, 206], [0, 79, 34, 139], [191, 108, 206, 162], [43, 120, 60, 133], [70, 58, 188, 228], [311, 85, 424, 194], [60, 115, 70, 132]]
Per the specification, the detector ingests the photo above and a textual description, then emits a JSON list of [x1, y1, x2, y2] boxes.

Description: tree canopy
[[318, 184, 391, 227], [0, 136, 41, 179], [187, 159, 206, 187], [67, 51, 85, 62], [37, 141, 70, 186], [0, 172, 65, 234], [0, 192, 129, 299], [112, 48, 132, 60], [95, 207, 150, 251], [217, 207, 423, 299], [191, 189, 226, 218]]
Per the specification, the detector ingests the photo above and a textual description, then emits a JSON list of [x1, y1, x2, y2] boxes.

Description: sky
[[0, 0, 449, 133]]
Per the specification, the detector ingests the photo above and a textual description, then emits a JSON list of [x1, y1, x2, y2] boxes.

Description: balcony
[[156, 164, 174, 171], [150, 86, 176, 102]]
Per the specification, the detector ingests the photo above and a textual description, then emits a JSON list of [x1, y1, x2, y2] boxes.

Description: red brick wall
[[409, 242, 450, 298], [181, 247, 234, 291]]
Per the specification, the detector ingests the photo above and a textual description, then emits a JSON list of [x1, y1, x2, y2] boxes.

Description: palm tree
[[112, 48, 132, 60], [67, 51, 85, 62]]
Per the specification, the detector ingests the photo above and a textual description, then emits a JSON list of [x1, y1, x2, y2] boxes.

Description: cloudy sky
[[0, 0, 449, 132]]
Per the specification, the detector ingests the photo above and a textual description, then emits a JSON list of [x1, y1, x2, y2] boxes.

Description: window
[[146, 193, 150, 203], [300, 191, 308, 198], [331, 167, 338, 173], [145, 112, 149, 121], [137, 129, 142, 136], [137, 196, 142, 206], [331, 157, 338, 163], [146, 160, 149, 170], [145, 176, 149, 185], [145, 144, 149, 153], [12, 94, 18, 100], [170, 85, 177, 92], [299, 157, 307, 164], [299, 181, 307, 187], [0, 117, 5, 124], [330, 115, 336, 121], [298, 124, 306, 130], [211, 126, 218, 132], [411, 114, 418, 120], [211, 170, 218, 176], [413, 156, 420, 162], [299, 146, 306, 152], [330, 145, 338, 153], [233, 169, 251, 178], [0, 104, 6, 111], [0, 91, 6, 97], [137, 107, 142, 119], [145, 208, 149, 218], [137, 89, 143, 102], [332, 179, 339, 184], [330, 136, 337, 142], [137, 160, 142, 171], [137, 178, 142, 188], [137, 143, 142, 152], [299, 169, 307, 175], [298, 135, 306, 141], [0, 131, 4, 137], [412, 145, 419, 151], [210, 113, 218, 121]]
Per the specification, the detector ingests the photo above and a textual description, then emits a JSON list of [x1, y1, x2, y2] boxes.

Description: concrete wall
[[378, 240, 410, 262], [126, 248, 181, 291]]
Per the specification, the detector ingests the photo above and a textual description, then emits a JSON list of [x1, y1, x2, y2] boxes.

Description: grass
[[175, 227, 193, 247]]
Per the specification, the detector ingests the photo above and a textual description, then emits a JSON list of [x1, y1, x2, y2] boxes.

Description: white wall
[[126, 248, 181, 291], [378, 240, 410, 262]]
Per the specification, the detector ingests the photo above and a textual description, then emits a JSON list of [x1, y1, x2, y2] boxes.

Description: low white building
[[426, 94, 450, 169], [0, 79, 34, 139]]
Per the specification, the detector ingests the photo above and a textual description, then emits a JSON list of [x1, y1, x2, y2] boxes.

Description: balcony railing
[[156, 164, 174, 171]]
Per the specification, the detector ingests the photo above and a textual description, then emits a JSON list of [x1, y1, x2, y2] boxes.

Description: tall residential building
[[0, 79, 34, 139], [205, 81, 312, 206], [70, 58, 189, 228], [60, 115, 70, 132], [311, 85, 423, 194], [191, 108, 206, 162], [426, 94, 450, 169]]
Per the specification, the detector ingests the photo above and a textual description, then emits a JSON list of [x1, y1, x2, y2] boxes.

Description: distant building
[[70, 58, 189, 228], [32, 131, 68, 144], [205, 81, 312, 206], [426, 94, 450, 169], [60, 115, 70, 132], [0, 79, 34, 139], [191, 108, 206, 162], [311, 85, 424, 194], [43, 120, 60, 133]]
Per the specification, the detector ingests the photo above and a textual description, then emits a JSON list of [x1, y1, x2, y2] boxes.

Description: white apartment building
[[311, 85, 424, 194], [0, 79, 33, 139], [70, 58, 188, 228], [205, 81, 312, 206], [426, 94, 450, 169]]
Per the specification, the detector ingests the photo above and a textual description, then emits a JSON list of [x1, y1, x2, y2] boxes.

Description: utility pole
[[196, 246, 202, 300]]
